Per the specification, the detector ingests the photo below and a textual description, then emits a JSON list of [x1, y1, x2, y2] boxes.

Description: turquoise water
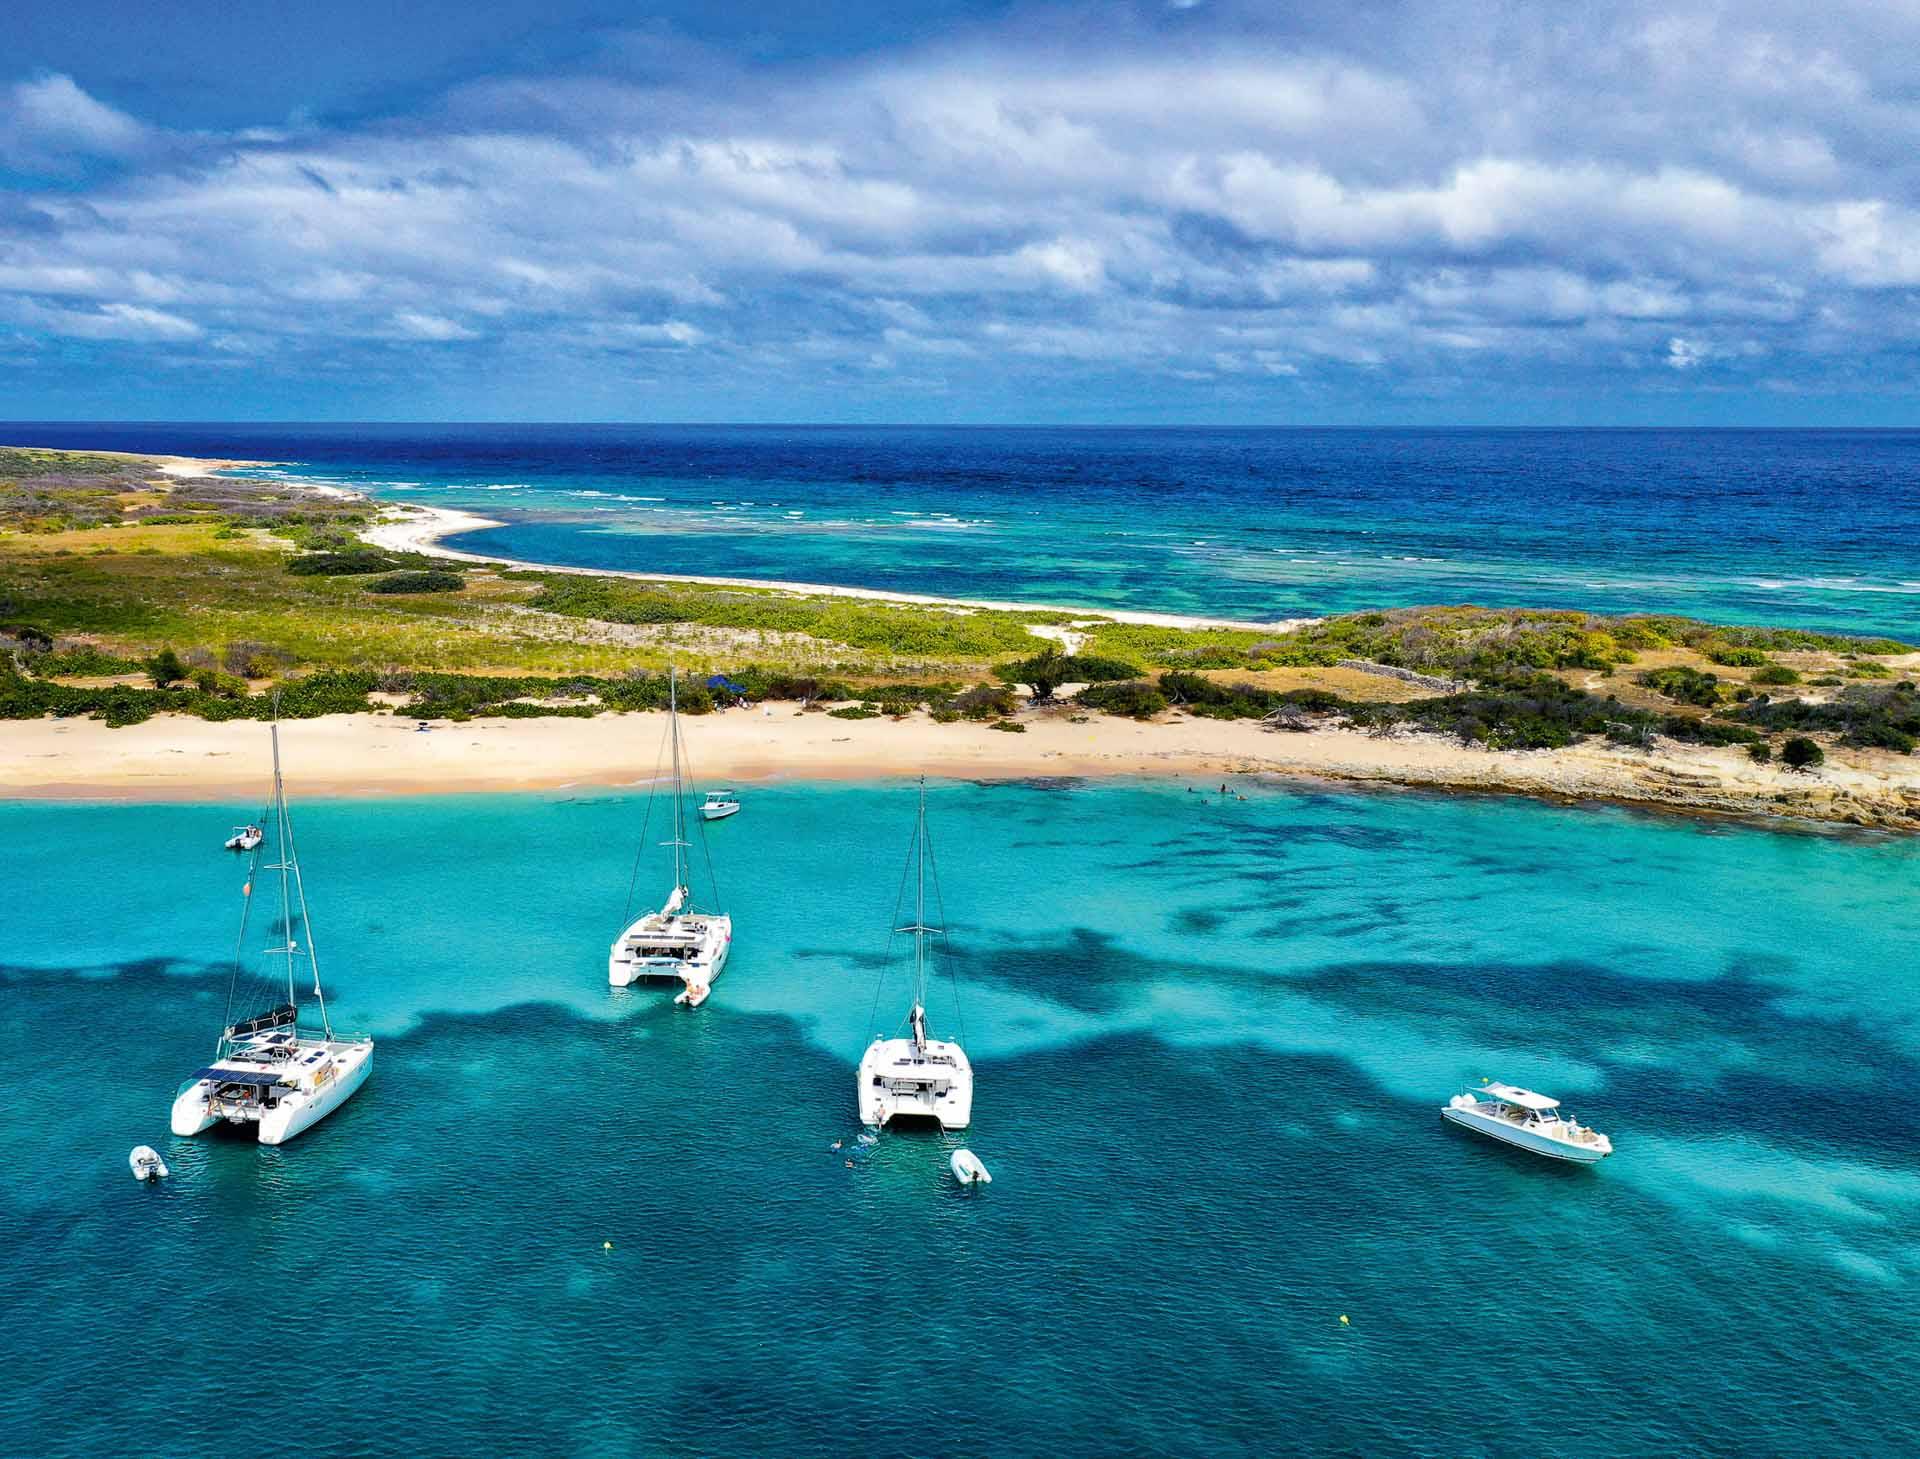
[[4, 777, 1919, 1454], [10, 424, 1920, 634]]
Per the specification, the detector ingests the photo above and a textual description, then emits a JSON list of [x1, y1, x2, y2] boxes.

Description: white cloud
[[4, 1, 1920, 404], [391, 311, 479, 341]]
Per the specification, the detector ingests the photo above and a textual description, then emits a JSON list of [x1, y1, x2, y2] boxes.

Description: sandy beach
[[362, 503, 1313, 635], [6, 706, 1917, 830]]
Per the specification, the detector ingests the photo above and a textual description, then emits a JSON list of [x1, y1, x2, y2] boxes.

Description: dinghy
[[950, 1149, 991, 1185], [129, 1145, 169, 1182], [224, 824, 263, 852]]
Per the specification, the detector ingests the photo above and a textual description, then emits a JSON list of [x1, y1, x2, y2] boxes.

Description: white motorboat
[[858, 779, 974, 1131], [224, 824, 263, 852], [609, 669, 734, 1004], [1441, 1082, 1614, 1163], [172, 713, 374, 1147], [950, 1149, 991, 1185], [699, 790, 741, 822], [129, 1145, 169, 1182]]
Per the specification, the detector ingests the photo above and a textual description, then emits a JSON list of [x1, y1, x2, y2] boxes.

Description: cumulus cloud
[[3, 1, 1919, 414]]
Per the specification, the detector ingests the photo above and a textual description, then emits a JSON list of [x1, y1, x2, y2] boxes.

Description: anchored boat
[[1442, 1082, 1613, 1163], [224, 824, 263, 852], [858, 779, 973, 1131], [171, 714, 374, 1147], [608, 669, 734, 1007], [698, 790, 741, 822]]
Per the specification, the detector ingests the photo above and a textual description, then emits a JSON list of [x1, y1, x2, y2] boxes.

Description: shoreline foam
[[361, 503, 1315, 634]]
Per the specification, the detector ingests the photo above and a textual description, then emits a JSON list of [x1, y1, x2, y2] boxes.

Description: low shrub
[[1638, 666, 1722, 707], [1750, 665, 1801, 685], [1782, 736, 1824, 771], [286, 550, 400, 576], [367, 571, 464, 594]]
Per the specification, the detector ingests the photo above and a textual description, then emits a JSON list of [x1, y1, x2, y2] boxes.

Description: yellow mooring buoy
[[1339, 1314, 1350, 1326], [603, 1241, 613, 1252]]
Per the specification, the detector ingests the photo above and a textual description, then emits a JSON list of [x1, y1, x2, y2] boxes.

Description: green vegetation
[[1751, 665, 1802, 686], [1783, 737, 1825, 771], [1700, 642, 1771, 667], [1638, 665, 1723, 707], [367, 571, 465, 594], [1734, 682, 1920, 753], [994, 649, 1142, 700], [144, 647, 187, 688], [287, 550, 402, 576]]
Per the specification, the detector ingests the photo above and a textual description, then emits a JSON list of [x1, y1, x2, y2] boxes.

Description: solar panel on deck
[[192, 1067, 286, 1088]]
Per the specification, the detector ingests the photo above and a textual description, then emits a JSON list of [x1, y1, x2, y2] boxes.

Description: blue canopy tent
[[706, 674, 748, 697]]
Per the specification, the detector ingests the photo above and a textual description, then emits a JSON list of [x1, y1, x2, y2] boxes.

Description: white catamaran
[[608, 669, 734, 1007], [171, 717, 374, 1146], [858, 779, 973, 1130]]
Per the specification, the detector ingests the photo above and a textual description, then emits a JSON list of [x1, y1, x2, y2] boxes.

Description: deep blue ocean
[[8, 423, 1919, 636], [3, 777, 1919, 1456]]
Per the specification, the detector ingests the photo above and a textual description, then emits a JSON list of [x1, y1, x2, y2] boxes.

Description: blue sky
[[2, 0, 1917, 424]]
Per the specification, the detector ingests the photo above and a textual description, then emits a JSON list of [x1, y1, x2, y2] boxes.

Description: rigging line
[[281, 773, 332, 1042], [677, 717, 724, 914], [220, 802, 270, 1047], [924, 798, 964, 1047], [271, 714, 299, 1021], [619, 713, 670, 932], [865, 795, 921, 1046]]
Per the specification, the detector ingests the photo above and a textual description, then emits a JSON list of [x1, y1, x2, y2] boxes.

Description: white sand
[[5, 708, 1915, 831], [363, 504, 1314, 635]]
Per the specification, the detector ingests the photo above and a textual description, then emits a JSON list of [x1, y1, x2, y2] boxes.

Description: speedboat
[[699, 790, 741, 822], [608, 669, 734, 1005], [858, 779, 974, 1131], [1441, 1082, 1613, 1163], [224, 824, 263, 852], [129, 1145, 169, 1182], [950, 1149, 991, 1185]]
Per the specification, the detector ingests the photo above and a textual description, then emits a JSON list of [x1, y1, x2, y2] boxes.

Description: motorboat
[[172, 712, 374, 1147], [858, 779, 974, 1131], [224, 824, 263, 852], [129, 1145, 169, 1182], [1441, 1082, 1613, 1163], [608, 669, 734, 1004], [699, 790, 741, 822], [950, 1149, 991, 1185]]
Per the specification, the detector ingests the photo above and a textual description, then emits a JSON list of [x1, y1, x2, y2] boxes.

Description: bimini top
[[1480, 1082, 1560, 1111], [193, 1067, 288, 1088]]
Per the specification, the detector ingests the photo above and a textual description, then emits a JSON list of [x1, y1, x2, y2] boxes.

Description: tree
[[1781, 736, 1824, 772], [998, 649, 1067, 702], [145, 646, 187, 688]]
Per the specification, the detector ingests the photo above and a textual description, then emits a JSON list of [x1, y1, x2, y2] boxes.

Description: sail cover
[[224, 1003, 297, 1040]]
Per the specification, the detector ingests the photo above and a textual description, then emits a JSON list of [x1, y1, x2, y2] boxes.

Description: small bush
[[1076, 681, 1169, 719], [1747, 741, 1772, 763], [1782, 737, 1824, 771], [1701, 642, 1771, 668], [989, 719, 1026, 732], [952, 684, 1017, 720], [145, 647, 187, 688], [1638, 666, 1722, 707], [828, 705, 881, 720], [367, 571, 464, 594], [1750, 665, 1801, 686], [286, 550, 400, 576]]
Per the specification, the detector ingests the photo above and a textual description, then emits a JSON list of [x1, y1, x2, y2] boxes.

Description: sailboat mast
[[669, 666, 687, 893], [270, 717, 298, 1017]]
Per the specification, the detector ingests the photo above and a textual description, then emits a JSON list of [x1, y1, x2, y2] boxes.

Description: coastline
[[361, 503, 1315, 635], [5, 707, 1916, 831]]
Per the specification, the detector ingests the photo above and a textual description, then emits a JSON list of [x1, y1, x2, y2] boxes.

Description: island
[[3, 445, 1916, 831]]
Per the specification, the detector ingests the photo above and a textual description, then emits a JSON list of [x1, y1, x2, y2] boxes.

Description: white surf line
[[361, 503, 1317, 634]]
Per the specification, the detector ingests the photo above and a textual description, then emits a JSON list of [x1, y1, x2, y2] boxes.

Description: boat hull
[[608, 913, 732, 992], [1441, 1106, 1610, 1163], [699, 804, 740, 821], [858, 1037, 973, 1130], [171, 1040, 374, 1145]]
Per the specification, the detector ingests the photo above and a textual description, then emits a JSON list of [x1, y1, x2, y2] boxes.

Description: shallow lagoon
[[3, 778, 1918, 1455]]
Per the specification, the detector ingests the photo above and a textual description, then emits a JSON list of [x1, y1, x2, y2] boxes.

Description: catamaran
[[858, 779, 973, 1130], [1442, 1081, 1614, 1163], [608, 669, 734, 1007], [171, 716, 374, 1146]]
